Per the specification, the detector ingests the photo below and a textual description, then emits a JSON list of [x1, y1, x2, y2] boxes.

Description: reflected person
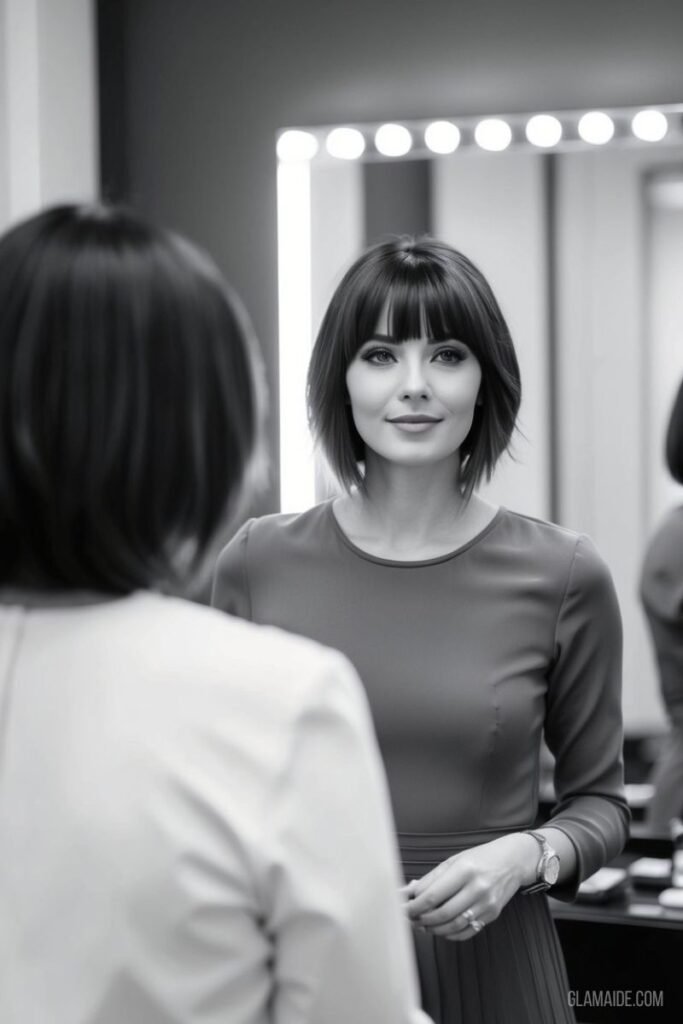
[[0, 206, 430, 1024], [213, 237, 630, 1024], [640, 378, 683, 832]]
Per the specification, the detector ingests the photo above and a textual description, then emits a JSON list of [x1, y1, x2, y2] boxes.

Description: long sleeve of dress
[[263, 650, 431, 1024], [543, 535, 630, 900]]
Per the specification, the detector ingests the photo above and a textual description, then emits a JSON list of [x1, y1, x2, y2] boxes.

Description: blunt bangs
[[307, 236, 521, 496], [0, 204, 262, 592], [341, 254, 490, 363]]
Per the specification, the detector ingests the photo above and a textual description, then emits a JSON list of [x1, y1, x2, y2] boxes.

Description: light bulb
[[424, 120, 461, 154], [474, 118, 512, 152], [325, 127, 366, 160], [374, 123, 413, 157], [631, 109, 668, 143], [577, 112, 615, 146], [277, 130, 319, 162], [525, 114, 563, 148]]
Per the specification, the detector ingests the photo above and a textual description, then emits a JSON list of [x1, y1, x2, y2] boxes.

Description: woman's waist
[[398, 824, 533, 875]]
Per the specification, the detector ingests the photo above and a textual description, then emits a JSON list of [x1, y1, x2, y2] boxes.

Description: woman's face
[[345, 309, 482, 471]]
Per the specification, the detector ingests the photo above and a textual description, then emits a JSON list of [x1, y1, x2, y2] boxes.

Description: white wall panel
[[0, 0, 97, 230]]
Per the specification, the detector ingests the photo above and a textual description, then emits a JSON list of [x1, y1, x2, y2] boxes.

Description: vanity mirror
[[276, 103, 683, 740]]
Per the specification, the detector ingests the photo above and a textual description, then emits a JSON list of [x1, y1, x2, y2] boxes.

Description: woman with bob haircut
[[640, 377, 683, 831], [0, 205, 431, 1024], [214, 236, 629, 1024]]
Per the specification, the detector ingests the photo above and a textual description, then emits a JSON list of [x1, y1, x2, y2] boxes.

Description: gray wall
[[98, 0, 683, 511]]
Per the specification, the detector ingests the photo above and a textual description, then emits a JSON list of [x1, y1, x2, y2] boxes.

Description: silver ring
[[469, 917, 484, 933], [462, 908, 475, 924]]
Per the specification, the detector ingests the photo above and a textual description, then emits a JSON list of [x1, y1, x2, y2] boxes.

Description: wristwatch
[[520, 830, 560, 894]]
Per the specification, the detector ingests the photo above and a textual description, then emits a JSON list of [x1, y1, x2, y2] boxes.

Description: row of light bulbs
[[278, 106, 681, 162]]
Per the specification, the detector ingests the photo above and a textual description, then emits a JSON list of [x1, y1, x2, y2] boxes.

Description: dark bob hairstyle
[[0, 204, 262, 592], [307, 236, 521, 497], [666, 377, 683, 484]]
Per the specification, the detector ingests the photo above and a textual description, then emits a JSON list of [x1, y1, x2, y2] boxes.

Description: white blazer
[[0, 590, 430, 1024]]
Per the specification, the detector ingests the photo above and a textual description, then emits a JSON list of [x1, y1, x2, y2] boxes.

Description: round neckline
[[326, 500, 505, 567]]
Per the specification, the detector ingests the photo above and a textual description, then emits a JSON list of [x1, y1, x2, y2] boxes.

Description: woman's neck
[[365, 461, 464, 534], [334, 455, 497, 560]]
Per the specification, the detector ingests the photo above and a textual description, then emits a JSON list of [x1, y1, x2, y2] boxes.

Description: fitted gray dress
[[213, 502, 629, 1024]]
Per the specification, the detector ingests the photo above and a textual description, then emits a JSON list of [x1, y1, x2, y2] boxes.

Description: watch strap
[[520, 830, 556, 895]]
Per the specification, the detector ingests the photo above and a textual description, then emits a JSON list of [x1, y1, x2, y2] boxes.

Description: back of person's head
[[0, 203, 262, 592], [666, 378, 683, 484]]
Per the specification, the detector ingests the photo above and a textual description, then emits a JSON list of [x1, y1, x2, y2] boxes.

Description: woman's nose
[[399, 360, 431, 399]]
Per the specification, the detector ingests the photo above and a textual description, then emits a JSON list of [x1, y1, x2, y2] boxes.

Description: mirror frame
[[276, 102, 683, 513]]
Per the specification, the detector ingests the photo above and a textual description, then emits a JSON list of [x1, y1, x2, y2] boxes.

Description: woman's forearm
[[503, 828, 578, 890]]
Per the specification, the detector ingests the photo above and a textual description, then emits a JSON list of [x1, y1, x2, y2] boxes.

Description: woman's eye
[[362, 348, 396, 365], [433, 347, 465, 364]]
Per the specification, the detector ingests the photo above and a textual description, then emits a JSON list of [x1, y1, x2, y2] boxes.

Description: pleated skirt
[[400, 830, 576, 1024]]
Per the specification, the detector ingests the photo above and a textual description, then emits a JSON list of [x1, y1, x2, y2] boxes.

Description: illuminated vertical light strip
[[277, 158, 316, 512]]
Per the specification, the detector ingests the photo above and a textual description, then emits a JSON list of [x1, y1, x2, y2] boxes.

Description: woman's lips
[[387, 415, 442, 432]]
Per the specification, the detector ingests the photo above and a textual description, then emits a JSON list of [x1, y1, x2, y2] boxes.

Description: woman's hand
[[401, 833, 539, 941]]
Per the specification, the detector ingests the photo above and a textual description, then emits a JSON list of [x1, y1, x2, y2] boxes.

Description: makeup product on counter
[[628, 856, 672, 889], [658, 887, 683, 910], [576, 866, 629, 903]]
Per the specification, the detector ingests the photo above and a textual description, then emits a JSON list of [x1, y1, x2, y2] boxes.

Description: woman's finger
[[406, 859, 471, 918], [412, 885, 480, 928], [427, 919, 481, 938], [443, 922, 487, 942], [427, 906, 490, 939], [408, 857, 454, 897], [398, 878, 420, 897]]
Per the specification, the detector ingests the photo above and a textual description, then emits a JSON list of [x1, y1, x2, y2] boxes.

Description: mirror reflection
[[279, 108, 683, 830]]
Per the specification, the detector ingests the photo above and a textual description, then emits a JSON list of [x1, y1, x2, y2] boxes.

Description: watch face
[[544, 854, 561, 886]]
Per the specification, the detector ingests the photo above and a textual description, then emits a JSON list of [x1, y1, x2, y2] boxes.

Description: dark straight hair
[[666, 378, 683, 484], [0, 203, 262, 592], [307, 236, 521, 497]]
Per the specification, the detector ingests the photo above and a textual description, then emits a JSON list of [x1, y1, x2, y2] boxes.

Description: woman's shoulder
[[498, 508, 598, 557], [496, 508, 612, 592], [233, 501, 335, 558], [83, 594, 369, 827], [121, 590, 357, 709]]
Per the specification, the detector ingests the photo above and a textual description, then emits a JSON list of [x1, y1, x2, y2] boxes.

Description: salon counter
[[549, 836, 683, 1023]]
